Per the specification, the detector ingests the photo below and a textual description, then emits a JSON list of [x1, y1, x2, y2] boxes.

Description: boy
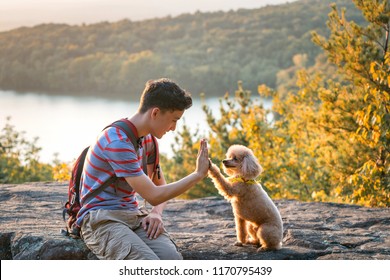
[[77, 78, 209, 260]]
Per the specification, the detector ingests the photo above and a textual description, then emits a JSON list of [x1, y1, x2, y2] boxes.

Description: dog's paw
[[257, 247, 266, 252], [246, 240, 260, 247], [234, 241, 243, 247], [208, 162, 220, 175], [257, 245, 280, 252]]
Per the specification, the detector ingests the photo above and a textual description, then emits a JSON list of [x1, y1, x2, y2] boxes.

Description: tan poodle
[[208, 144, 283, 251]]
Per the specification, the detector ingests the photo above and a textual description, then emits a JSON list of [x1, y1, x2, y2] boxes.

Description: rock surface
[[0, 182, 389, 260]]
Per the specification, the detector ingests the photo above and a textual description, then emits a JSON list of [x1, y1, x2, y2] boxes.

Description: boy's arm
[[125, 139, 208, 206], [125, 139, 209, 238]]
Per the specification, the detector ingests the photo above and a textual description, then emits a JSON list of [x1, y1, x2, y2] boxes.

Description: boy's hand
[[142, 212, 165, 239], [195, 139, 209, 178]]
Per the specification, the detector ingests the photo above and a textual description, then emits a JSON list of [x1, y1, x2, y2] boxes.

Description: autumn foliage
[[163, 0, 390, 207]]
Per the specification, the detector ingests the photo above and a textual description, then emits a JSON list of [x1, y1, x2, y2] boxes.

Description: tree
[[0, 117, 53, 183], [310, 0, 390, 206], [162, 1, 389, 207]]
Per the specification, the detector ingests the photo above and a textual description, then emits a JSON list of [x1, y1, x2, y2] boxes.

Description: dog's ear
[[241, 154, 263, 180]]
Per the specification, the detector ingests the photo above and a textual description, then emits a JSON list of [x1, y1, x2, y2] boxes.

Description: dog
[[208, 144, 283, 251]]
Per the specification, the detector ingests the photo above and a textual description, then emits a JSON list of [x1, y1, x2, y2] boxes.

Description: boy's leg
[[133, 226, 183, 260], [81, 212, 159, 260]]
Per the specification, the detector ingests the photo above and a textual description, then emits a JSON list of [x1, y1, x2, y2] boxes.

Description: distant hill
[[0, 0, 363, 100]]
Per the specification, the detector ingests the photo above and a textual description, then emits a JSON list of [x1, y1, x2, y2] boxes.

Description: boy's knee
[[158, 248, 183, 260], [124, 247, 160, 260]]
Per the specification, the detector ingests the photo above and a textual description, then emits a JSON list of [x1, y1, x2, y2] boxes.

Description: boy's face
[[151, 108, 184, 139]]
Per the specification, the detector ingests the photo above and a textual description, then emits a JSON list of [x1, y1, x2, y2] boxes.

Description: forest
[[1, 0, 389, 207], [0, 0, 363, 99]]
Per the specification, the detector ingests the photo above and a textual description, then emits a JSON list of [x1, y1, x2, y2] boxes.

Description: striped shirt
[[76, 122, 156, 227]]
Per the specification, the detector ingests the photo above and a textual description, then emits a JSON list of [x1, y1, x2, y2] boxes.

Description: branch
[[384, 22, 389, 57]]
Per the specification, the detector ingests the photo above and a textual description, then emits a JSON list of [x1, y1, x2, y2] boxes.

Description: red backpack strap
[[151, 135, 160, 180], [108, 119, 140, 151], [72, 147, 89, 198]]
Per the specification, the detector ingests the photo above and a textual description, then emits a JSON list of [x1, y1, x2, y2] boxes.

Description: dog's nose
[[222, 159, 228, 164]]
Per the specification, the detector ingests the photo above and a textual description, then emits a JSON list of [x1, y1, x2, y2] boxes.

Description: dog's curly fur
[[208, 144, 283, 251]]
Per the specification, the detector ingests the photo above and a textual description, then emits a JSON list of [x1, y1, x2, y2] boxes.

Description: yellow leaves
[[333, 186, 343, 197], [371, 130, 381, 144], [52, 162, 71, 182], [311, 190, 328, 202], [369, 62, 377, 79], [257, 84, 274, 98], [369, 61, 390, 85]]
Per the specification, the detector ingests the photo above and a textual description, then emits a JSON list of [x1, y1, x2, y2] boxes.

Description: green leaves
[[0, 117, 54, 183]]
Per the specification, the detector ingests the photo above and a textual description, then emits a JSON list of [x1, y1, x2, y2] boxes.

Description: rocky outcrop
[[0, 182, 389, 260]]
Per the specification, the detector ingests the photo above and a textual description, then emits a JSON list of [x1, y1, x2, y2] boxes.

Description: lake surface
[[0, 90, 271, 163]]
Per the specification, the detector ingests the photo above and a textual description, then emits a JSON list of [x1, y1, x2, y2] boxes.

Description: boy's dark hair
[[138, 78, 192, 113]]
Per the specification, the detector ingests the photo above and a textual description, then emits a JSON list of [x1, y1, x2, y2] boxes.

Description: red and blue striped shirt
[[76, 124, 156, 227]]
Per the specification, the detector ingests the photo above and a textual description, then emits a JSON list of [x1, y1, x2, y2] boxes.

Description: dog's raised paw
[[209, 163, 219, 173]]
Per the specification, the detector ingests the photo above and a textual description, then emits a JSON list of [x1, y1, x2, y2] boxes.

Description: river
[[0, 90, 271, 163]]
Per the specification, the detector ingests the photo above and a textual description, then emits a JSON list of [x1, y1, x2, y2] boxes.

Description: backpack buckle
[[70, 194, 76, 205]]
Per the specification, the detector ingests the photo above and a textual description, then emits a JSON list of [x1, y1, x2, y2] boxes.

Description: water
[[0, 90, 271, 163]]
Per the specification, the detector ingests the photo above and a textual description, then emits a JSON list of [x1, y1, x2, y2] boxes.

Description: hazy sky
[[0, 0, 296, 32]]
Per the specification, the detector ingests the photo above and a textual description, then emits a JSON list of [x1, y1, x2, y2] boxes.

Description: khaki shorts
[[80, 208, 182, 260]]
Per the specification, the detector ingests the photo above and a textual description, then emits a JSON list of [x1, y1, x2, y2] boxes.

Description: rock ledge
[[0, 182, 389, 260]]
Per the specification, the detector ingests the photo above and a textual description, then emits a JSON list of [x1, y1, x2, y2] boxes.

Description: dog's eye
[[233, 156, 238, 161]]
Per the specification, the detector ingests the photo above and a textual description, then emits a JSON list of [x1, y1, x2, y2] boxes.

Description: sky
[[0, 0, 296, 32]]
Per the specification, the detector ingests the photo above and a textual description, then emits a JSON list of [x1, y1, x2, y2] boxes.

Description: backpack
[[62, 118, 160, 238]]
